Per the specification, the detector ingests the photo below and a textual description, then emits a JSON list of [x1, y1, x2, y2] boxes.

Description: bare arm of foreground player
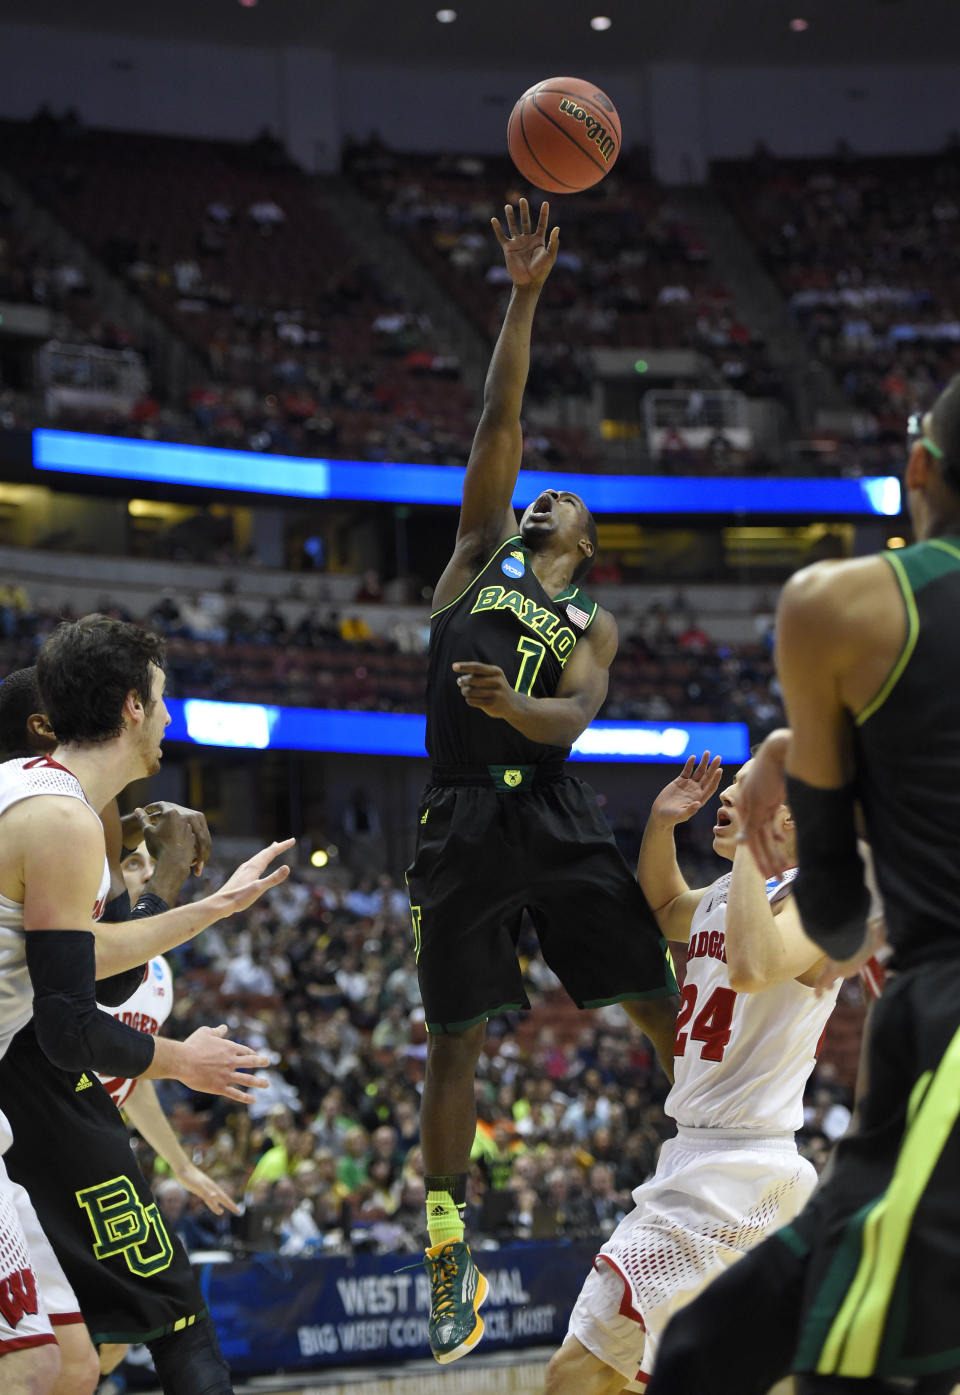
[[754, 557, 901, 959]]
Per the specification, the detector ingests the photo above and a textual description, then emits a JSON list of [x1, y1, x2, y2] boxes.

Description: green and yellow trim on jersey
[[429, 536, 523, 619], [857, 537, 960, 726], [796, 1020, 960, 1378], [430, 537, 599, 628], [855, 551, 919, 726]]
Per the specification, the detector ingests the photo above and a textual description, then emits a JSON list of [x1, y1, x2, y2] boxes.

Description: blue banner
[[33, 428, 901, 516], [201, 1241, 597, 1375], [163, 698, 750, 763]]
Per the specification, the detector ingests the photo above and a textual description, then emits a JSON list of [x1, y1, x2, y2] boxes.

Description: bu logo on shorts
[[501, 553, 525, 579], [504, 769, 523, 787], [76, 1175, 175, 1278]]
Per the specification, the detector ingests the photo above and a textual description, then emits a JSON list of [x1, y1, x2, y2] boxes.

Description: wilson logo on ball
[[507, 76, 621, 194], [557, 99, 617, 162]]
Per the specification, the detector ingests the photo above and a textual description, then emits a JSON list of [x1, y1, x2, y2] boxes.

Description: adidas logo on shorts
[[75, 1073, 93, 1093]]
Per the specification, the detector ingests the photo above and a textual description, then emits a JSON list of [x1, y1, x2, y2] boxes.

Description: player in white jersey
[[545, 753, 840, 1395], [0, 616, 291, 1395]]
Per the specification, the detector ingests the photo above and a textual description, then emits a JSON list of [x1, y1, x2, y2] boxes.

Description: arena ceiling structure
[[1, 0, 956, 65]]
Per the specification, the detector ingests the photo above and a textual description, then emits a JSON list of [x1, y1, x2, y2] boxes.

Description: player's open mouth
[[714, 807, 733, 833], [529, 493, 554, 520]]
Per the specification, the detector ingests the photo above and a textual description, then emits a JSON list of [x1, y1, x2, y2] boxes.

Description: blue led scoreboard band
[[33, 430, 902, 517], [163, 698, 750, 763]]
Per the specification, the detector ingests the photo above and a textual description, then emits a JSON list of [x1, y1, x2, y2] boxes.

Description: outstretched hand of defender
[[737, 729, 792, 877], [208, 839, 295, 920], [174, 1161, 241, 1217], [491, 198, 559, 290], [651, 753, 723, 826], [176, 1024, 271, 1105], [453, 661, 520, 720]]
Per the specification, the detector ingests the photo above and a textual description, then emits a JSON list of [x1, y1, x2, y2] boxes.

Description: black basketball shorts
[[406, 768, 677, 1033], [0, 1022, 206, 1345], [784, 954, 960, 1384]]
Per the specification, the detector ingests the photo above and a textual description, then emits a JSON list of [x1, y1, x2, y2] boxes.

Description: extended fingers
[[703, 760, 724, 799], [258, 865, 291, 890], [229, 1044, 270, 1065], [505, 204, 518, 237], [248, 837, 296, 872], [519, 197, 532, 234], [223, 1085, 263, 1105], [227, 1069, 269, 1089], [535, 200, 549, 237], [692, 751, 711, 781], [491, 215, 507, 247]]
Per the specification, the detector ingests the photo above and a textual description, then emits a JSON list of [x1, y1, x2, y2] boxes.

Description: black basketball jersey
[[425, 534, 599, 767], [855, 538, 960, 962]]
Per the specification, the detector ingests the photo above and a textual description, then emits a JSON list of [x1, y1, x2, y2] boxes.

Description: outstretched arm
[[432, 200, 559, 611], [724, 845, 826, 992], [775, 566, 872, 959], [91, 840, 294, 976], [637, 753, 721, 942]]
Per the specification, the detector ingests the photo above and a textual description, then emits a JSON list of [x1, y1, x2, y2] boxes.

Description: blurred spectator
[[272, 1176, 323, 1256]]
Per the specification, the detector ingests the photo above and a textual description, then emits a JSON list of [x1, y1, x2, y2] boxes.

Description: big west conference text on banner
[[201, 1241, 597, 1375]]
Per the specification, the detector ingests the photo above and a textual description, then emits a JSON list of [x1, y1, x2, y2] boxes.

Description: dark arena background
[[0, 2, 954, 1390]]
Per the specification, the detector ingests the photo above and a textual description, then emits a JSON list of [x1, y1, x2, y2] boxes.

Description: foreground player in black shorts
[[0, 619, 290, 1395], [646, 377, 960, 1395], [0, 666, 240, 1392], [407, 200, 678, 1365]]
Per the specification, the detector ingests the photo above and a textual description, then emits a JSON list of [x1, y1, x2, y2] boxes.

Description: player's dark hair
[[0, 665, 41, 758], [38, 614, 166, 745], [929, 371, 960, 491], [572, 507, 599, 584]]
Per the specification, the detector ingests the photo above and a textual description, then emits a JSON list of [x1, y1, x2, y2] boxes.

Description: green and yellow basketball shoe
[[423, 1239, 489, 1364]]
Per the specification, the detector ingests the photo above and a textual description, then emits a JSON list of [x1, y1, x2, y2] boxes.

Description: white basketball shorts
[[0, 1107, 83, 1355], [566, 1126, 817, 1390]]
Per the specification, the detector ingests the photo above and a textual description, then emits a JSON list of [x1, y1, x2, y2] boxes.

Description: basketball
[[507, 76, 621, 194]]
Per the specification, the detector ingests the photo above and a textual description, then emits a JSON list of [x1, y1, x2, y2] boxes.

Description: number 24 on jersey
[[674, 984, 736, 1062]]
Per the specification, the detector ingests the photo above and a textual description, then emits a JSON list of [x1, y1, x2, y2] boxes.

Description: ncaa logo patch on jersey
[[501, 552, 525, 579]]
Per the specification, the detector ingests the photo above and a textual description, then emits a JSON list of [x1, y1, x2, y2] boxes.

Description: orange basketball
[[507, 76, 621, 194]]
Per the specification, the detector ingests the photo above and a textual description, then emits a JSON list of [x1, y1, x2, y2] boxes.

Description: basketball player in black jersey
[[646, 376, 960, 1395], [408, 200, 678, 1365]]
